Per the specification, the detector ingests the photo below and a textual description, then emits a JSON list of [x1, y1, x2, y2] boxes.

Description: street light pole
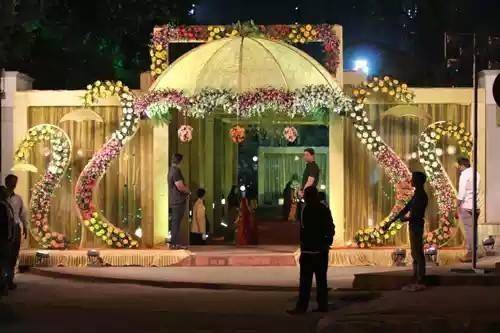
[[472, 33, 479, 270]]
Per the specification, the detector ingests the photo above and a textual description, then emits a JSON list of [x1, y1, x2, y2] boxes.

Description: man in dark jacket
[[0, 186, 15, 297], [287, 187, 334, 315], [389, 171, 428, 291]]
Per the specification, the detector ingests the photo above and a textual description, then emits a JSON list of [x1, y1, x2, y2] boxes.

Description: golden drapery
[[344, 103, 470, 246], [28, 106, 154, 248]]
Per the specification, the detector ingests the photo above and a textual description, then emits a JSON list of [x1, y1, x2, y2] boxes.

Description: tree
[[1, 0, 196, 89]]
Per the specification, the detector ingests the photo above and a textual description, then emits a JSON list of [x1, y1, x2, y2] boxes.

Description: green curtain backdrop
[[258, 147, 329, 205], [344, 103, 470, 246]]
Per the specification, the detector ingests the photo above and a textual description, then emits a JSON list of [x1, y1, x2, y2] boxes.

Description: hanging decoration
[[418, 121, 472, 247], [134, 85, 352, 124], [230, 125, 246, 143], [74, 81, 139, 248], [283, 126, 298, 143], [352, 76, 415, 248], [178, 125, 193, 143], [13, 124, 72, 249], [150, 22, 341, 78]]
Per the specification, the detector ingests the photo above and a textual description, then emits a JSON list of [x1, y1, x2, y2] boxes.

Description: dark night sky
[[1, 0, 499, 88]]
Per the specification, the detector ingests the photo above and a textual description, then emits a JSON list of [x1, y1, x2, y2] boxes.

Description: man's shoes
[[286, 308, 307, 316], [312, 308, 329, 313], [8, 282, 17, 291]]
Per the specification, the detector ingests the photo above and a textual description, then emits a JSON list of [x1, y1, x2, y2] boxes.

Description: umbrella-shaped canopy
[[150, 36, 339, 94]]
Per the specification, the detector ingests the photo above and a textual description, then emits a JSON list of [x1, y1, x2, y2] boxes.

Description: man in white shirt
[[456, 158, 480, 262], [5, 175, 28, 290]]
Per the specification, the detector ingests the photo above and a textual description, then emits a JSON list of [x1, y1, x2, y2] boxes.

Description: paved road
[[0, 274, 324, 333]]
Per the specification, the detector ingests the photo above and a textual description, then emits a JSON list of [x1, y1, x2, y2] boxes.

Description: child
[[191, 188, 206, 245], [390, 171, 428, 291]]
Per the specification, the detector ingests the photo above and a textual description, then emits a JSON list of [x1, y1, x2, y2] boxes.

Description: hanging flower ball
[[178, 125, 193, 143], [230, 125, 246, 143], [283, 126, 298, 143]]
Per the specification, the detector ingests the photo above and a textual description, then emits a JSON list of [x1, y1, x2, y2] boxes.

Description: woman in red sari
[[235, 197, 258, 246]]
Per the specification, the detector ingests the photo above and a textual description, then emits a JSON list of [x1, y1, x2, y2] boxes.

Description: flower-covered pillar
[[328, 25, 345, 244]]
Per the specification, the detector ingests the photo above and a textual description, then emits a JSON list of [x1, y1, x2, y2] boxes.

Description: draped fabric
[[258, 147, 328, 205], [28, 106, 154, 248], [345, 103, 470, 247]]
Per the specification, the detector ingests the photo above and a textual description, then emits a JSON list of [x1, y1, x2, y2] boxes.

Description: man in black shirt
[[287, 187, 334, 315], [389, 171, 428, 290], [168, 153, 191, 250], [300, 148, 320, 196]]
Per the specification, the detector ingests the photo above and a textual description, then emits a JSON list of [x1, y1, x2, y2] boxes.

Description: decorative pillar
[[329, 25, 345, 245], [153, 125, 169, 245]]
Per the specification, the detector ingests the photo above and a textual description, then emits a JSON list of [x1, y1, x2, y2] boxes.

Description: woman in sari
[[235, 197, 258, 246]]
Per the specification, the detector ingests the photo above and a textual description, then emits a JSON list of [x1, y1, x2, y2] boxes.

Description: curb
[[28, 267, 299, 292]]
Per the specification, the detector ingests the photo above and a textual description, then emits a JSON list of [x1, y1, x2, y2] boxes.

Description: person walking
[[456, 157, 480, 262], [0, 186, 15, 297], [390, 171, 428, 291], [5, 175, 28, 290], [168, 154, 190, 250], [287, 187, 334, 315]]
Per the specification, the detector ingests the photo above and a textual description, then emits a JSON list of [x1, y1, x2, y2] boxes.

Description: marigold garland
[[150, 23, 340, 78], [75, 81, 139, 248], [14, 124, 72, 249]]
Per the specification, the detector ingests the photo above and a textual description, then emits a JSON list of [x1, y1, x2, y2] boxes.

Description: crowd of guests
[[0, 175, 27, 298]]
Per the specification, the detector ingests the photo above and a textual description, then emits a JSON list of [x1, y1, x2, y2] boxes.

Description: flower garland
[[14, 124, 72, 249], [150, 23, 341, 78], [75, 81, 139, 248], [419, 121, 472, 247], [352, 76, 415, 248], [134, 85, 352, 124]]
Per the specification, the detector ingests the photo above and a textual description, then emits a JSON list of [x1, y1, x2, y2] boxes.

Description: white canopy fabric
[[150, 36, 339, 94]]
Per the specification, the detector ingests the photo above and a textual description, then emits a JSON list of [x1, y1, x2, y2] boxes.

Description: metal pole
[[472, 33, 479, 269], [0, 68, 4, 178]]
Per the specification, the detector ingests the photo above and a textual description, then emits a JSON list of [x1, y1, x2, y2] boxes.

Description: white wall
[[479, 70, 500, 225]]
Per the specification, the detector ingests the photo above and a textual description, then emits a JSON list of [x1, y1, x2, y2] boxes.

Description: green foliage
[[0, 0, 196, 89]]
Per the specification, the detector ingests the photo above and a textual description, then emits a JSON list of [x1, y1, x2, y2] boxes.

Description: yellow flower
[[209, 31, 215, 37], [373, 86, 379, 92], [207, 26, 213, 31], [389, 90, 395, 96], [155, 44, 163, 51], [154, 68, 162, 74], [300, 27, 305, 32], [293, 38, 299, 43], [381, 87, 388, 93], [359, 89, 366, 95], [305, 24, 312, 31], [214, 27, 220, 33], [300, 37, 306, 43], [303, 31, 310, 37], [161, 63, 168, 69], [378, 81, 384, 87], [220, 26, 225, 31], [353, 89, 359, 96], [207, 37, 213, 41], [231, 30, 239, 36], [311, 30, 317, 36], [401, 83, 408, 89], [288, 33, 295, 39]]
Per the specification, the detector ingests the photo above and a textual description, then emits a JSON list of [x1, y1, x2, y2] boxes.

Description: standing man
[[300, 148, 320, 196], [456, 157, 480, 262], [168, 154, 190, 250], [297, 148, 320, 223], [5, 175, 28, 290], [287, 187, 334, 315]]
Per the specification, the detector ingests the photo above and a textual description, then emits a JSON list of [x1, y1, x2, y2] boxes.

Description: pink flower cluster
[[134, 90, 189, 117], [236, 88, 294, 117]]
